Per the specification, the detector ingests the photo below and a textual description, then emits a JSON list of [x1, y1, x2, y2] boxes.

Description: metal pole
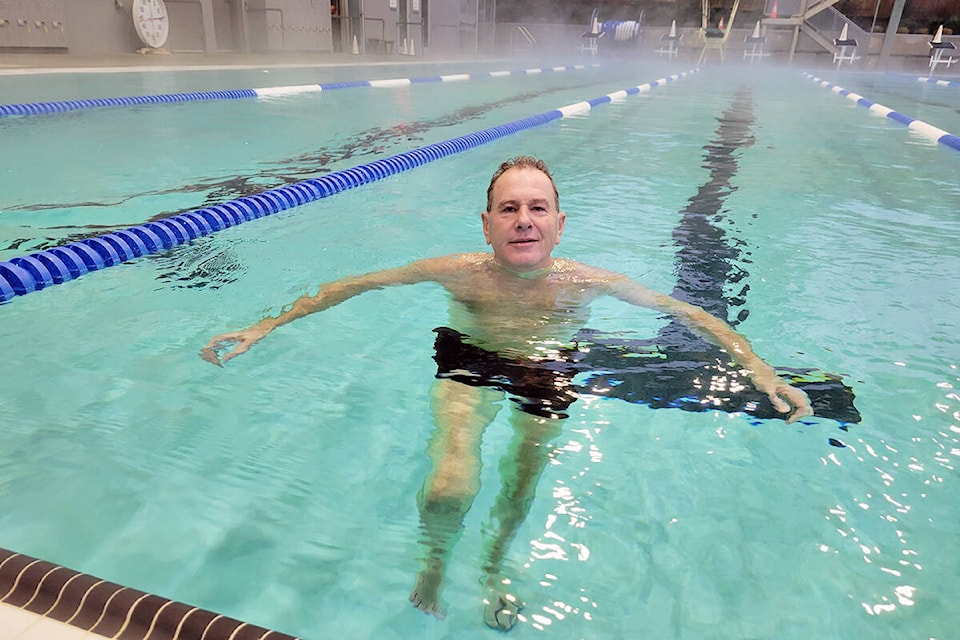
[[491, 0, 496, 54], [198, 0, 217, 53], [877, 0, 906, 68], [234, 0, 250, 53], [789, 24, 799, 64]]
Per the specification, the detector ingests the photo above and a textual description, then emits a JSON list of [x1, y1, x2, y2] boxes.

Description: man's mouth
[[510, 238, 538, 245]]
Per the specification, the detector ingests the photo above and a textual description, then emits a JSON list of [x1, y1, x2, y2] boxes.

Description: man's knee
[[421, 467, 480, 504], [418, 488, 475, 521]]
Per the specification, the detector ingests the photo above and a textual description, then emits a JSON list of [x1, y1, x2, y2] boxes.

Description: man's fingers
[[219, 339, 256, 363], [199, 335, 247, 366], [219, 347, 245, 364], [770, 394, 790, 414], [784, 405, 813, 424], [199, 347, 223, 367], [204, 336, 232, 350], [773, 386, 814, 423]]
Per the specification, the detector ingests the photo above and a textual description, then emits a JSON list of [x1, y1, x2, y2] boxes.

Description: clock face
[[132, 0, 169, 49]]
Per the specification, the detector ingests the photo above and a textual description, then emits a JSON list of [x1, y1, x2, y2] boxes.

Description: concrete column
[[231, 0, 250, 52], [789, 24, 800, 64], [876, 0, 906, 68], [198, 0, 218, 53]]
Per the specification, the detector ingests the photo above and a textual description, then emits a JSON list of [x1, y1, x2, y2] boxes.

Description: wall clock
[[132, 0, 169, 49]]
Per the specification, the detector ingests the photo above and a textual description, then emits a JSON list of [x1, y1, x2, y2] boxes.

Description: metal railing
[[397, 19, 423, 51], [510, 25, 536, 53], [807, 5, 868, 42]]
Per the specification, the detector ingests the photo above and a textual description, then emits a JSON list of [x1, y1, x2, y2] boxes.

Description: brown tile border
[[0, 547, 302, 640]]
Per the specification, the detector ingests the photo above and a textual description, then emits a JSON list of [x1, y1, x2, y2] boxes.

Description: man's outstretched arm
[[606, 275, 814, 423], [201, 257, 450, 366]]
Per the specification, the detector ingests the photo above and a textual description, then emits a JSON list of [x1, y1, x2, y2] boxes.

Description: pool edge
[[0, 547, 301, 640]]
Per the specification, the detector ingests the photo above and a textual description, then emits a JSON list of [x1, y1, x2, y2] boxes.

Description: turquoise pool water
[[0, 61, 958, 639]]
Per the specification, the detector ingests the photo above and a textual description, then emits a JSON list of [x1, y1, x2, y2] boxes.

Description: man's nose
[[515, 206, 533, 228]]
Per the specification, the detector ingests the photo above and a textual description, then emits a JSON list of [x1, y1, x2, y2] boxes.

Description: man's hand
[[755, 376, 814, 423], [200, 328, 267, 366]]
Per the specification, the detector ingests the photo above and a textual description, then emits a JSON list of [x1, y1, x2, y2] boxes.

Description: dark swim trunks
[[432, 327, 580, 420]]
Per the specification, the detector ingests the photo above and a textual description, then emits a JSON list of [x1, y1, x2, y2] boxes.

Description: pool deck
[[0, 50, 480, 75], [1, 48, 956, 76]]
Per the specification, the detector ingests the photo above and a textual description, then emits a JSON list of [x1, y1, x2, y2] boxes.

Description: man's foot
[[483, 576, 525, 631], [410, 568, 446, 619]]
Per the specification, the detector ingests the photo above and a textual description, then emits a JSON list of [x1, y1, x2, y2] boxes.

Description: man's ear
[[555, 210, 566, 244], [481, 211, 492, 245]]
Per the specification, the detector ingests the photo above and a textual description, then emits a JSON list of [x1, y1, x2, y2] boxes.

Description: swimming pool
[[1, 60, 959, 639]]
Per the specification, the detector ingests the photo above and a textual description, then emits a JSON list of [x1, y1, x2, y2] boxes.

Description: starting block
[[580, 9, 603, 57], [657, 20, 681, 59], [743, 20, 769, 62], [929, 26, 957, 73], [833, 24, 860, 68]]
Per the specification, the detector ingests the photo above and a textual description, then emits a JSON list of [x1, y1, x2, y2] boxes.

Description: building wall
[[244, 0, 332, 52], [12, 1, 940, 60], [0, 0, 138, 53], [0, 0, 487, 57], [429, 0, 469, 53], [0, 0, 335, 54]]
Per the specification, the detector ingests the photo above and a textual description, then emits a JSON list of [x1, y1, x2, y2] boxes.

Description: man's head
[[485, 156, 560, 212], [482, 156, 566, 273]]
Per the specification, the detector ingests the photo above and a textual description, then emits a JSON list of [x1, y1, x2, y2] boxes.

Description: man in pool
[[201, 155, 813, 630]]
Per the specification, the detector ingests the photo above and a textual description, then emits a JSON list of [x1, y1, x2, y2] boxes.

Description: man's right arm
[[603, 272, 814, 423], [200, 256, 456, 365]]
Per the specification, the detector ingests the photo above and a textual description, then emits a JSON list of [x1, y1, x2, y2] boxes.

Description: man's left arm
[[605, 275, 814, 423]]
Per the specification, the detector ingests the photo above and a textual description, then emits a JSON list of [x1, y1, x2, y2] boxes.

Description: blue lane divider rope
[[0, 69, 698, 304], [0, 64, 598, 118], [802, 73, 960, 153], [916, 76, 960, 89]]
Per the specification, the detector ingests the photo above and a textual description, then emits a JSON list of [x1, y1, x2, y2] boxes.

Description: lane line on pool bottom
[[0, 69, 699, 304], [0, 63, 600, 118], [801, 72, 960, 153]]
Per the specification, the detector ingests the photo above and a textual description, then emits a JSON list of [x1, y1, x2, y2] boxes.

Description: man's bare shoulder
[[550, 259, 664, 304], [409, 252, 493, 276], [552, 258, 626, 283], [375, 253, 492, 287]]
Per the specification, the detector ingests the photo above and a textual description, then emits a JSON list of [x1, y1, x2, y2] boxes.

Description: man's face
[[481, 167, 566, 273]]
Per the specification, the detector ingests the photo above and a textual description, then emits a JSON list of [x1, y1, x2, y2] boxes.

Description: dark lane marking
[[574, 87, 860, 433]]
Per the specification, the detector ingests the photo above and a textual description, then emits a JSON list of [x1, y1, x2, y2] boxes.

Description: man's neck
[[491, 257, 555, 279]]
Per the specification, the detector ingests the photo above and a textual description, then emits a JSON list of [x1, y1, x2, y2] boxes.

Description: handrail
[[363, 15, 386, 52], [510, 24, 536, 53], [397, 18, 423, 50], [802, 0, 844, 21], [808, 6, 867, 42], [701, 0, 740, 43]]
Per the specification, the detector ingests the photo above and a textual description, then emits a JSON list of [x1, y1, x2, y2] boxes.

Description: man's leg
[[410, 378, 503, 618], [481, 406, 564, 630]]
